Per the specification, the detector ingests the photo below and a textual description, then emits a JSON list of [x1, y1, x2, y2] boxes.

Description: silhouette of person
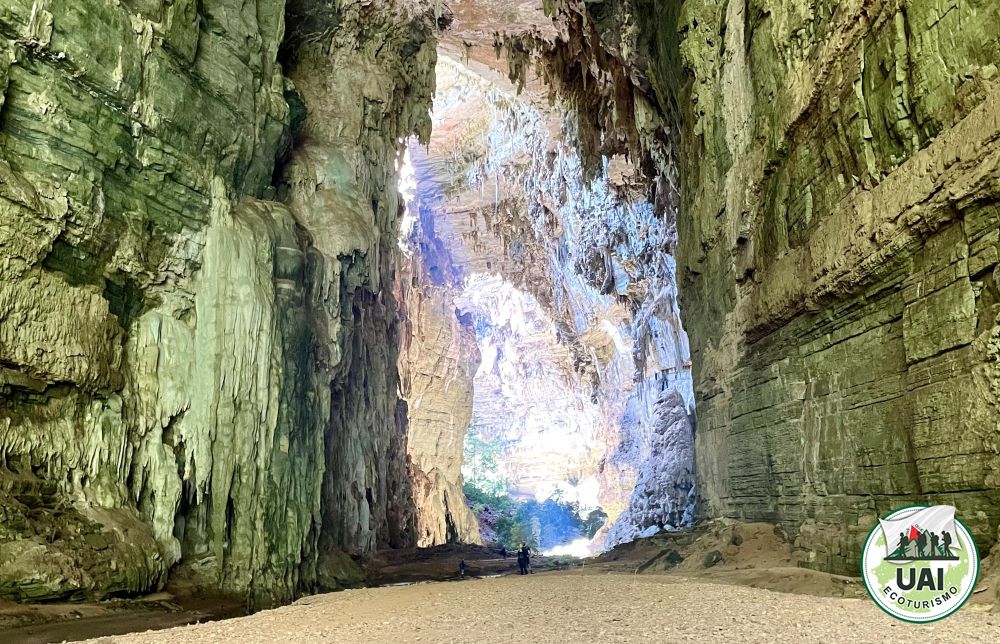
[[521, 544, 531, 574], [930, 531, 940, 557], [501, 546, 507, 559], [942, 531, 953, 557], [916, 530, 928, 557], [897, 532, 909, 557], [517, 544, 527, 575], [459, 559, 466, 578]]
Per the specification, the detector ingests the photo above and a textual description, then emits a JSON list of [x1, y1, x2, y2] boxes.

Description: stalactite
[[0, 0, 440, 606]]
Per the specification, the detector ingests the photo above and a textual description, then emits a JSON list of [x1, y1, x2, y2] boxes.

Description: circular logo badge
[[861, 505, 979, 622]]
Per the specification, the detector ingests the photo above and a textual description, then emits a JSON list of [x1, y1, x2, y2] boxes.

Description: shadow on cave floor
[[0, 545, 571, 644], [364, 521, 875, 600], [0, 592, 245, 644]]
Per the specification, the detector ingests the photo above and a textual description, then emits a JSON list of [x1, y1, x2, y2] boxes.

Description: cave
[[0, 0, 999, 640], [397, 49, 695, 556]]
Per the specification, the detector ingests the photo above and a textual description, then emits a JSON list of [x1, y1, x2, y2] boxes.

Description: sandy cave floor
[[77, 571, 999, 644]]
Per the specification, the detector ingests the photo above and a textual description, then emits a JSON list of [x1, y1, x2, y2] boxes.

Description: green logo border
[[860, 504, 981, 624]]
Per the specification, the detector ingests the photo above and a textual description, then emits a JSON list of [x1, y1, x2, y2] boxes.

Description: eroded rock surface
[[409, 48, 696, 545], [397, 171, 483, 546], [0, 0, 439, 605], [523, 0, 1000, 571], [675, 0, 1000, 573], [6, 0, 997, 604]]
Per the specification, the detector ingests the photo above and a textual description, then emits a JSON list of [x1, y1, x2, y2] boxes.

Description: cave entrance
[[455, 274, 611, 556], [397, 46, 696, 555]]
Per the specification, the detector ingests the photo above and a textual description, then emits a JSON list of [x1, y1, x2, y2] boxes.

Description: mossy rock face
[[0, 486, 166, 601], [534, 0, 1000, 573], [0, 0, 438, 606], [316, 550, 365, 592], [658, 0, 1000, 572]]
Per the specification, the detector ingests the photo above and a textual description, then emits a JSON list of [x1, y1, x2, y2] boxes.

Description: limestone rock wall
[[395, 140, 483, 546], [531, 0, 1000, 571], [499, 0, 1000, 569], [605, 389, 695, 545], [671, 0, 1000, 573], [278, 0, 439, 559], [416, 52, 696, 544], [0, 0, 438, 605], [397, 221, 483, 546]]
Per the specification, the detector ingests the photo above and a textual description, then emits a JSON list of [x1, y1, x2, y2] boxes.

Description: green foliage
[[494, 511, 519, 547], [507, 510, 540, 550], [463, 422, 605, 551], [582, 508, 608, 539], [462, 482, 516, 514], [545, 556, 581, 568], [462, 480, 540, 549], [462, 422, 509, 496]]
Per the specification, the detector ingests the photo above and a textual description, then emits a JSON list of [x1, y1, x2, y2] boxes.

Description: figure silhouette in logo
[[941, 530, 953, 557], [916, 529, 928, 557], [929, 531, 940, 557], [896, 531, 909, 557]]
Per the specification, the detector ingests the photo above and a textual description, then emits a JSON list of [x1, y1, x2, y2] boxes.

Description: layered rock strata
[[0, 0, 438, 605], [397, 148, 483, 546], [524, 0, 1000, 571], [675, 0, 1000, 573]]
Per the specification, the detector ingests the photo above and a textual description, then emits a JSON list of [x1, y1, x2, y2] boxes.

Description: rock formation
[[605, 389, 695, 545], [3, 0, 996, 607], [397, 147, 483, 546], [678, 0, 1000, 573], [0, 0, 439, 606], [516, 0, 1000, 571], [409, 39, 696, 546]]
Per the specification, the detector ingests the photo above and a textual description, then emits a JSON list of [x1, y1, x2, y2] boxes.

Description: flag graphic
[[879, 505, 960, 560]]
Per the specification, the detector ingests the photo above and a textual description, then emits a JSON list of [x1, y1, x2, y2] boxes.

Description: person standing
[[520, 543, 531, 574], [516, 544, 527, 575], [896, 532, 909, 557], [942, 530, 954, 557]]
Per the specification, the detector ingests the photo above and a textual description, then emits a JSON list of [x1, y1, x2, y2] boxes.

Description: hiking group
[[890, 528, 957, 560]]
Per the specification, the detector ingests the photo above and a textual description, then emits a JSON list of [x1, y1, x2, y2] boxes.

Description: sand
[[80, 571, 999, 644]]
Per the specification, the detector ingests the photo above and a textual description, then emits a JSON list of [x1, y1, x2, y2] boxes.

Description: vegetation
[[463, 481, 516, 514], [462, 422, 509, 497], [463, 480, 606, 550], [462, 422, 608, 551]]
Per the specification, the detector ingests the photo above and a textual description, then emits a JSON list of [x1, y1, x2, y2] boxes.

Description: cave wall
[[0, 0, 438, 605], [671, 0, 1000, 574], [419, 53, 696, 545], [524, 0, 1000, 572], [278, 0, 439, 560], [397, 273, 483, 547], [396, 150, 483, 546]]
